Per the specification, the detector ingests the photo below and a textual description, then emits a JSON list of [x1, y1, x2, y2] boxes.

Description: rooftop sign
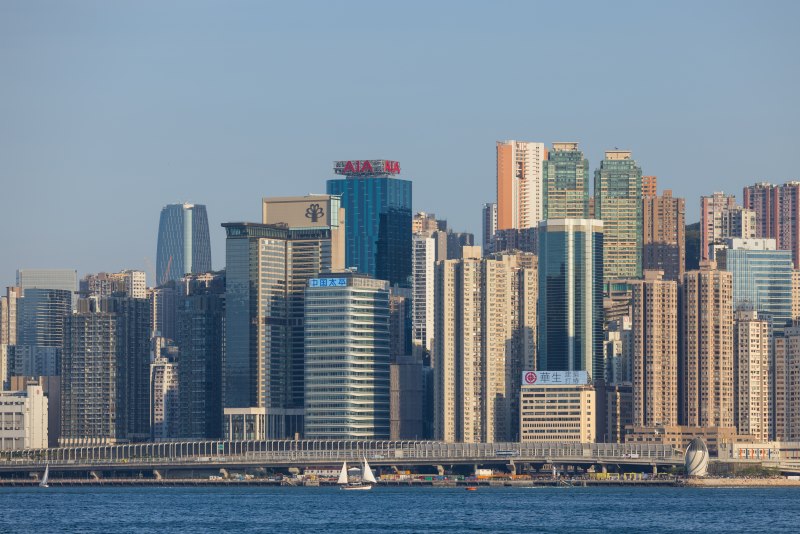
[[521, 370, 588, 386], [334, 160, 401, 176], [309, 277, 348, 288]]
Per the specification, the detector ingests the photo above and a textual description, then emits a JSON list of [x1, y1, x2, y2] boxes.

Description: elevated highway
[[0, 440, 683, 476]]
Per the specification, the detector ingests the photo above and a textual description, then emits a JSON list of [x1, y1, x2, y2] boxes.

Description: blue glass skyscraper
[[156, 203, 212, 285], [538, 219, 605, 381], [326, 160, 412, 287]]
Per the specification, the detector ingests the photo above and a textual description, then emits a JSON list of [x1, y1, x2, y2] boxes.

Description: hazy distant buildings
[[643, 189, 685, 281], [743, 181, 800, 268], [156, 203, 212, 285], [537, 219, 604, 381], [16, 269, 77, 309], [594, 150, 643, 281], [482, 202, 497, 252], [61, 297, 150, 445], [81, 270, 146, 299], [543, 143, 590, 220], [8, 288, 71, 378], [327, 160, 411, 286], [496, 140, 546, 230], [700, 192, 742, 261], [304, 272, 391, 440]]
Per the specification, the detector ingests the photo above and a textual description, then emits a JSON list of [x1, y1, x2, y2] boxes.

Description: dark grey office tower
[[446, 232, 475, 259], [10, 288, 71, 377], [61, 296, 150, 445], [176, 272, 225, 439], [156, 203, 212, 285]]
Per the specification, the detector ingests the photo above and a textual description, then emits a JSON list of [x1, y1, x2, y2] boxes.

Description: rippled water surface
[[0, 486, 798, 533]]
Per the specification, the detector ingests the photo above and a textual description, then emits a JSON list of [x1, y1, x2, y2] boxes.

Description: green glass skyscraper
[[594, 150, 643, 281], [543, 143, 590, 220]]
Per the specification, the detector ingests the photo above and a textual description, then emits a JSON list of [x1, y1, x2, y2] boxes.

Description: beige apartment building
[[643, 189, 685, 281], [774, 324, 800, 441], [681, 260, 734, 428], [433, 248, 536, 443], [733, 309, 771, 442], [630, 271, 678, 427], [0, 383, 48, 450]]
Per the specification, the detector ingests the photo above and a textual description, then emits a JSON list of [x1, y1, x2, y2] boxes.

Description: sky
[[1, 1, 799, 286]]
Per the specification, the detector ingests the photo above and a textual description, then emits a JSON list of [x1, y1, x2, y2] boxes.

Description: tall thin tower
[[156, 203, 212, 285]]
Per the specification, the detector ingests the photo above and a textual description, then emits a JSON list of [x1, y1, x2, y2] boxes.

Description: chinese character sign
[[309, 278, 348, 288], [521, 370, 588, 386]]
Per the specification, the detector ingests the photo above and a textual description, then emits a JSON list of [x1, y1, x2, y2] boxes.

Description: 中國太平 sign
[[309, 278, 348, 288], [521, 370, 588, 386]]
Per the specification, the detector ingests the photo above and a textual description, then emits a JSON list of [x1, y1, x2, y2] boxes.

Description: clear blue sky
[[2, 1, 798, 285]]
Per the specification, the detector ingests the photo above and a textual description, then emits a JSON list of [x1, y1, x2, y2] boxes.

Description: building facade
[[326, 160, 411, 286], [542, 143, 589, 220], [304, 273, 391, 440], [156, 203, 212, 285], [0, 383, 48, 450], [594, 150, 643, 281], [482, 202, 497, 253], [680, 261, 734, 428], [496, 140, 547, 230], [643, 189, 685, 281], [733, 309, 771, 442], [81, 270, 147, 299], [537, 219, 604, 381], [520, 377, 595, 443], [16, 269, 77, 310], [700, 192, 737, 261], [630, 271, 678, 427], [743, 181, 800, 268], [433, 249, 537, 443]]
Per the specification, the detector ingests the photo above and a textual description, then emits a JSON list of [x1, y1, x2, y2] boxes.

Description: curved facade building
[[685, 437, 709, 477], [156, 203, 212, 285]]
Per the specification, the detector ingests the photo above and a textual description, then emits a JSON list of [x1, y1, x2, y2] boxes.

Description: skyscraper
[[61, 296, 150, 445], [594, 150, 643, 281], [9, 288, 72, 377], [496, 140, 547, 230], [542, 143, 590, 220], [716, 238, 793, 334], [643, 189, 686, 281], [482, 202, 497, 253], [642, 176, 658, 198], [699, 192, 737, 261], [304, 272, 391, 440], [326, 159, 412, 286], [81, 270, 147, 299], [223, 195, 344, 438], [537, 219, 604, 380], [680, 260, 734, 428], [16, 269, 78, 309], [433, 248, 536, 442], [743, 181, 800, 268], [412, 234, 436, 358], [156, 203, 212, 285], [630, 271, 678, 426], [733, 308, 771, 442]]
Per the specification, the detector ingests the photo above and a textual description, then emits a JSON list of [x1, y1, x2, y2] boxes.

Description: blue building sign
[[309, 277, 348, 288]]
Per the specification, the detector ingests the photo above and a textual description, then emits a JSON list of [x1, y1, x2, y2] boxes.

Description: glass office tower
[[304, 272, 391, 440], [326, 160, 412, 287], [538, 219, 605, 381], [156, 203, 212, 285], [542, 143, 590, 220]]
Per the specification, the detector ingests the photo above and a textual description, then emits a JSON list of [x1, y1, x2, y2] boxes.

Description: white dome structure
[[684, 437, 709, 477]]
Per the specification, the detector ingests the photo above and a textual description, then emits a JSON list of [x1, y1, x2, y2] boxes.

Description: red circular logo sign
[[524, 371, 537, 385]]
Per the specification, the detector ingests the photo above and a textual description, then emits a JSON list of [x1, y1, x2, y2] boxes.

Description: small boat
[[39, 464, 49, 488], [339, 459, 376, 491], [465, 486, 478, 491]]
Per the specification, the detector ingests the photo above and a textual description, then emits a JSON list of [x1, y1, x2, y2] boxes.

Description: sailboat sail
[[40, 464, 49, 487], [337, 462, 349, 484], [362, 458, 376, 484]]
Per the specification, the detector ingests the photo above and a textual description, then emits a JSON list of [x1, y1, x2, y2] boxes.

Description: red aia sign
[[334, 160, 401, 176]]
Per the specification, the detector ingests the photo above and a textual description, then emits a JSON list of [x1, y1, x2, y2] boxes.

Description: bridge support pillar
[[220, 468, 229, 480], [89, 471, 100, 480], [507, 460, 516, 476], [436, 465, 444, 476], [652, 464, 658, 477], [153, 470, 162, 480]]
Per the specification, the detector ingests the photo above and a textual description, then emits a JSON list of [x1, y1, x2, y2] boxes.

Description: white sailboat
[[39, 464, 49, 488], [338, 459, 375, 490]]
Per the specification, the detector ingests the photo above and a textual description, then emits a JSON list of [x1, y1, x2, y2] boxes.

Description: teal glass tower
[[326, 160, 412, 287], [542, 143, 590, 220], [594, 150, 643, 281], [156, 203, 212, 285], [537, 219, 605, 381]]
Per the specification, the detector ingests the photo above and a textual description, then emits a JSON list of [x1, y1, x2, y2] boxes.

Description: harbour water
[[1, 486, 798, 533]]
